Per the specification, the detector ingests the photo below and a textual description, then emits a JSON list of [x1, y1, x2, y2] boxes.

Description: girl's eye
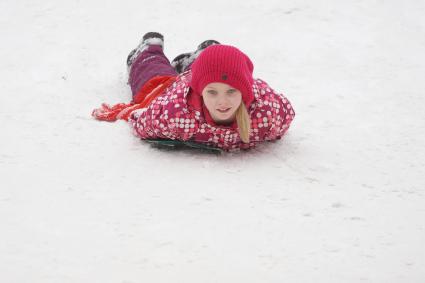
[[207, 90, 217, 95], [227, 89, 236, 94]]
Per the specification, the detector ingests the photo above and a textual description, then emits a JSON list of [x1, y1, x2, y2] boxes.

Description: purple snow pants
[[128, 45, 178, 96]]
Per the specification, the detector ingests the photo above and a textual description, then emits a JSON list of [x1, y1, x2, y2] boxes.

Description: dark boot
[[171, 39, 220, 74]]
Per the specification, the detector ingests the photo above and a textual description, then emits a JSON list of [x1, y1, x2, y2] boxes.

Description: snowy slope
[[1, 0, 424, 282]]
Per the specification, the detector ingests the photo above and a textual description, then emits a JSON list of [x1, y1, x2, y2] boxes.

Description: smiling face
[[201, 82, 242, 124]]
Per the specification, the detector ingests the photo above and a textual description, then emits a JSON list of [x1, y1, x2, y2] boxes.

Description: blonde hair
[[235, 102, 251, 143]]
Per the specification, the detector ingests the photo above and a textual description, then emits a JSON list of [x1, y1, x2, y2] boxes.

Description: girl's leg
[[128, 45, 178, 96], [128, 42, 178, 96]]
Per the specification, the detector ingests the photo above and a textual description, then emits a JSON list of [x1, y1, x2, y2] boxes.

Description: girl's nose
[[217, 101, 228, 107], [217, 96, 229, 106]]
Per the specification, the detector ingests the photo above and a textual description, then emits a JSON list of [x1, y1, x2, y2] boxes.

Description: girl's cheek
[[232, 98, 241, 107]]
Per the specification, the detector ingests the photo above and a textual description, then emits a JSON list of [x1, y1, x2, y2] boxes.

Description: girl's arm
[[254, 79, 295, 141], [128, 101, 197, 141]]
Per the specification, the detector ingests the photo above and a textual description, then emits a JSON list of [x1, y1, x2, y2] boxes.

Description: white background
[[1, 0, 424, 282]]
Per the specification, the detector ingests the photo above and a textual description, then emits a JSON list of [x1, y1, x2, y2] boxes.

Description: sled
[[144, 139, 223, 154]]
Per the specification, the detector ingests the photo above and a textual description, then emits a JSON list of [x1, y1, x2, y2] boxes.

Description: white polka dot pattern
[[128, 70, 295, 151]]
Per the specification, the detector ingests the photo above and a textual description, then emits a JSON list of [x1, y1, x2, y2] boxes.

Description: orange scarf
[[92, 75, 176, 122]]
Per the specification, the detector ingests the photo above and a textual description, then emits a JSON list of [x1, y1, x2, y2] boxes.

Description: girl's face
[[201, 82, 242, 124]]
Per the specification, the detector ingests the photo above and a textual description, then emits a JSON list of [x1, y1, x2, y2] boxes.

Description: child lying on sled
[[92, 32, 295, 151]]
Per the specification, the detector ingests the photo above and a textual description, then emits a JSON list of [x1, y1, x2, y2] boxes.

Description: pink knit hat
[[190, 44, 254, 107]]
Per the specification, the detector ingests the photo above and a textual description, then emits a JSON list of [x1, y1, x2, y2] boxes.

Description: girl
[[92, 32, 295, 151]]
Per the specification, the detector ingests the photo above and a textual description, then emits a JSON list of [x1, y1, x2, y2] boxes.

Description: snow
[[1, 0, 425, 282]]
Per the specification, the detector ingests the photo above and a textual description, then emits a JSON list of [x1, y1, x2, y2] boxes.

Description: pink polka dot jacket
[[128, 70, 295, 151]]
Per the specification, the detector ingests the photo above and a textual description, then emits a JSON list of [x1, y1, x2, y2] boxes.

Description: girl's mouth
[[217, 108, 231, 113]]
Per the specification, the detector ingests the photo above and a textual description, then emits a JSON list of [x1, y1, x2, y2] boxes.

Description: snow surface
[[1, 0, 425, 282]]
